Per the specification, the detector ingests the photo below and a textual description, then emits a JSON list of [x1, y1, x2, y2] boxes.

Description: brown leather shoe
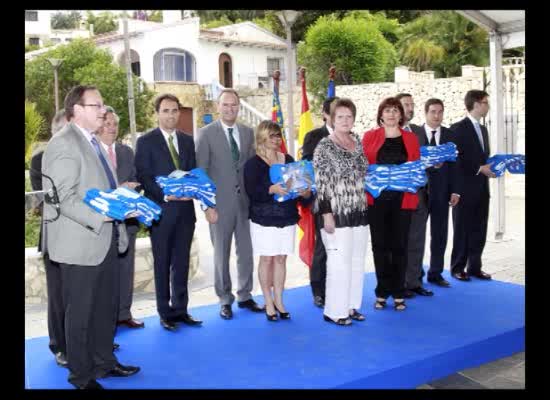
[[452, 271, 471, 281], [471, 270, 492, 280], [118, 318, 145, 328]]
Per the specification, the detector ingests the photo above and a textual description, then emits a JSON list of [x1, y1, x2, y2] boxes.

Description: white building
[[25, 10, 90, 47], [92, 13, 288, 90]]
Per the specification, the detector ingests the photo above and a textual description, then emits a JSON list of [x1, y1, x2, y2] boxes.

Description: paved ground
[[25, 174, 525, 389]]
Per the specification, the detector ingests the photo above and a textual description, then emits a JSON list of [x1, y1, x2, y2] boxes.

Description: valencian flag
[[271, 70, 288, 153], [297, 67, 315, 267], [327, 65, 336, 98]]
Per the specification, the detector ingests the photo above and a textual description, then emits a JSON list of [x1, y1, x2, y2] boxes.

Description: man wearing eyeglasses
[[449, 90, 496, 282], [42, 85, 140, 389]]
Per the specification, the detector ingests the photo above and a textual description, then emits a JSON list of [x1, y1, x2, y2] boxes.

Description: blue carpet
[[25, 270, 524, 389]]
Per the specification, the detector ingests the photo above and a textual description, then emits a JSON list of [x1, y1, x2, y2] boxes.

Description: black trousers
[[118, 230, 137, 321], [59, 226, 119, 387], [369, 196, 412, 299], [427, 195, 451, 279], [309, 214, 327, 299], [44, 252, 65, 355], [150, 209, 195, 321], [451, 193, 490, 275]]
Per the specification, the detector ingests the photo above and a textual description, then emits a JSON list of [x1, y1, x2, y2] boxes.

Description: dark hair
[[424, 98, 445, 113], [217, 88, 240, 102], [376, 97, 405, 127], [64, 85, 97, 120], [154, 93, 181, 112], [464, 90, 489, 111], [395, 93, 412, 101], [322, 97, 339, 115], [329, 98, 356, 121]]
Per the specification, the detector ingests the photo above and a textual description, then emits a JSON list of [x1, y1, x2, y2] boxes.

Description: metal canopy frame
[[456, 10, 525, 239]]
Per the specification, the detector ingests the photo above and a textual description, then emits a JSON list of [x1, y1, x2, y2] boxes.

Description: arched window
[[154, 48, 196, 82]]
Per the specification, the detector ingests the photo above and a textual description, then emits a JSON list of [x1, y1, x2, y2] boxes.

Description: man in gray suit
[[196, 88, 265, 319], [96, 106, 144, 329], [42, 85, 140, 389]]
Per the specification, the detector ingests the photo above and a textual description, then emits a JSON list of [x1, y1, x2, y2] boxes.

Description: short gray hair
[[51, 109, 68, 135], [105, 105, 120, 123]]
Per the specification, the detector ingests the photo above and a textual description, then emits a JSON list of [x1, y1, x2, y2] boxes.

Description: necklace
[[331, 133, 355, 151]]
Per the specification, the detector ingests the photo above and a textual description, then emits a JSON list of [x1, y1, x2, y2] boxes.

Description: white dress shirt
[[424, 125, 441, 146], [160, 128, 179, 154], [220, 121, 240, 150]]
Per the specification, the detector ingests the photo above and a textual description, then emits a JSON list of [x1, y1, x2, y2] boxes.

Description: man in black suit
[[135, 94, 205, 331], [30, 109, 69, 367], [397, 93, 434, 298], [450, 90, 496, 281], [416, 99, 461, 289], [301, 96, 338, 308], [96, 106, 144, 329]]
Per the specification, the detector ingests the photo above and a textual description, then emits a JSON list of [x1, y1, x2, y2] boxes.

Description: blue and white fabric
[[155, 168, 217, 208], [420, 142, 458, 169], [365, 160, 427, 198], [486, 154, 526, 177], [269, 160, 316, 202]]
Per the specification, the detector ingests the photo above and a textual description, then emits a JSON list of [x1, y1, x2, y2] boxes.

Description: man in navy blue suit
[[450, 90, 496, 281], [135, 94, 206, 331]]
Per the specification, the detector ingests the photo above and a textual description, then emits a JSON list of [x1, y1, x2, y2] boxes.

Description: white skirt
[[250, 221, 296, 256]]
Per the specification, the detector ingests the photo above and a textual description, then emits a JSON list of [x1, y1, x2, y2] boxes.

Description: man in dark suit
[[411, 99, 461, 290], [396, 93, 434, 298], [135, 94, 205, 331], [96, 106, 144, 329], [450, 90, 496, 281], [301, 96, 337, 307], [42, 85, 139, 389], [30, 109, 69, 367]]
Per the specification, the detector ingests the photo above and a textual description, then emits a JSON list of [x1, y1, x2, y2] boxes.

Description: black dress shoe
[[323, 315, 352, 326], [176, 313, 203, 326], [113, 343, 120, 351], [117, 318, 145, 328], [274, 304, 290, 320], [101, 363, 140, 378], [428, 276, 451, 287], [403, 289, 416, 299], [452, 271, 471, 281], [410, 286, 434, 296], [265, 311, 278, 321], [220, 305, 233, 320], [160, 318, 178, 331], [470, 270, 492, 280], [313, 295, 325, 308], [237, 299, 265, 312], [349, 309, 366, 321], [55, 351, 68, 368], [74, 379, 104, 389]]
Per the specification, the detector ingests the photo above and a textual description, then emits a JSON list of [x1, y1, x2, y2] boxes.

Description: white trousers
[[321, 225, 369, 320]]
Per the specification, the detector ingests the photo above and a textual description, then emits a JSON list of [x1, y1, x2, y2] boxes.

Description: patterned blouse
[[313, 133, 369, 228]]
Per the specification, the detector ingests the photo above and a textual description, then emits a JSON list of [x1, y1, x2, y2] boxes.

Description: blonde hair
[[255, 120, 282, 159]]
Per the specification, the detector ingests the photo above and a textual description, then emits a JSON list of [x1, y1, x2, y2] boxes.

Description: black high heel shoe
[[265, 310, 278, 321], [274, 304, 290, 320]]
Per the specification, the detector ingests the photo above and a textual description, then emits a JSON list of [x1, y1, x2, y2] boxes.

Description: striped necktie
[[168, 134, 180, 170]]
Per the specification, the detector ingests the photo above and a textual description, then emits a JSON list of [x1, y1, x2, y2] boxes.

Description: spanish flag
[[297, 68, 315, 267]]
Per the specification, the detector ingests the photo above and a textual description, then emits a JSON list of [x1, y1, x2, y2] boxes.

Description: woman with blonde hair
[[244, 120, 311, 321]]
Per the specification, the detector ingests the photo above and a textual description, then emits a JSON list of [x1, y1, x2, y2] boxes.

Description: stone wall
[[25, 236, 200, 304]]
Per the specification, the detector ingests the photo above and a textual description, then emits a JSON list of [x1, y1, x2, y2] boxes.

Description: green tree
[[25, 100, 44, 164], [147, 10, 163, 23], [298, 14, 398, 101], [51, 11, 82, 30], [25, 39, 155, 140], [25, 43, 39, 52], [397, 11, 489, 77], [201, 16, 235, 29], [86, 11, 118, 35]]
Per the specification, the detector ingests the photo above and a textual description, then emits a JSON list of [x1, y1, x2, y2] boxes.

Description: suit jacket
[[412, 124, 460, 205], [196, 120, 255, 214], [41, 122, 128, 266], [134, 128, 197, 223], [450, 117, 490, 204], [362, 126, 420, 210], [115, 142, 140, 235], [302, 125, 330, 161]]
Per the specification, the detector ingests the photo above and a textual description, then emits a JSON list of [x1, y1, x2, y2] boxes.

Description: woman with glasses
[[362, 97, 421, 312], [313, 98, 369, 326], [243, 120, 311, 321]]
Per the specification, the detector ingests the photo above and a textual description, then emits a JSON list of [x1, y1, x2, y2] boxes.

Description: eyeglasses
[[80, 103, 106, 109]]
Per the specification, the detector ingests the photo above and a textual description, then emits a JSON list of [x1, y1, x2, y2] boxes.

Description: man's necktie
[[168, 134, 180, 170], [108, 144, 117, 170], [473, 121, 485, 151], [91, 137, 117, 189], [228, 127, 240, 164], [430, 130, 437, 146]]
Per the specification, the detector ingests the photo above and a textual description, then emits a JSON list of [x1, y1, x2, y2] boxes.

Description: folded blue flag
[[486, 154, 525, 177], [269, 160, 316, 202], [365, 160, 427, 198], [420, 142, 457, 168], [155, 168, 217, 208]]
